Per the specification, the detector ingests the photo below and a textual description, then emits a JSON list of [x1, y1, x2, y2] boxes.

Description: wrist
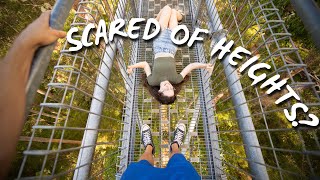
[[140, 62, 147, 68], [16, 29, 39, 51], [4, 33, 38, 75]]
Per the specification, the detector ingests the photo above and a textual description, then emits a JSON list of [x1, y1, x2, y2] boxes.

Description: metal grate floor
[[127, 0, 215, 178]]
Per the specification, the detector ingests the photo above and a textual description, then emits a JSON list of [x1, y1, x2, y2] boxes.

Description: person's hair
[[142, 74, 190, 105]]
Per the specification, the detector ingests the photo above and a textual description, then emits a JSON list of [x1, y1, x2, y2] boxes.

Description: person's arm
[[0, 11, 66, 178], [180, 63, 213, 78], [127, 61, 151, 76]]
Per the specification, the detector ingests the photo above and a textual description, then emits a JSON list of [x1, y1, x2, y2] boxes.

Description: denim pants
[[153, 29, 178, 56]]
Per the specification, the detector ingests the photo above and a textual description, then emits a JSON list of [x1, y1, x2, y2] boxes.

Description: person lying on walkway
[[127, 5, 213, 105], [121, 123, 200, 180], [0, 11, 66, 178]]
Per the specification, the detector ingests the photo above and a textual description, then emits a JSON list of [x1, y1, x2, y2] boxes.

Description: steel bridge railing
[[16, 0, 137, 179], [194, 0, 320, 179]]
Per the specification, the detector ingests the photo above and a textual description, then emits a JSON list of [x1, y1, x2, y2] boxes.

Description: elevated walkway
[[14, 0, 320, 179]]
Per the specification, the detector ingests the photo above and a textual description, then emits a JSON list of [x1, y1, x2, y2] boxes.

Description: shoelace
[[143, 131, 152, 145], [174, 129, 184, 145]]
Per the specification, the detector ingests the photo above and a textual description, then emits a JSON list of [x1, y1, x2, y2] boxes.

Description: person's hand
[[17, 11, 67, 50], [127, 66, 133, 74], [206, 64, 214, 76]]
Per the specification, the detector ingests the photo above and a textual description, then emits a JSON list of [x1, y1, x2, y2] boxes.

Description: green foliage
[[0, 0, 56, 58], [273, 0, 320, 50], [202, 0, 320, 179]]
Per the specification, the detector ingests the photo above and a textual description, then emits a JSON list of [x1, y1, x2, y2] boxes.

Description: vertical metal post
[[290, 0, 320, 50], [205, 0, 269, 179], [222, 55, 269, 179], [73, 42, 116, 180], [73, 0, 127, 178]]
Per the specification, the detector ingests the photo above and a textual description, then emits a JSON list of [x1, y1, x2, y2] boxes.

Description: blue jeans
[[153, 29, 178, 56], [121, 154, 200, 180]]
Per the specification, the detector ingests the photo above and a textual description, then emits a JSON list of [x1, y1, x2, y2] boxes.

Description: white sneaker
[[141, 124, 155, 154], [170, 123, 186, 152]]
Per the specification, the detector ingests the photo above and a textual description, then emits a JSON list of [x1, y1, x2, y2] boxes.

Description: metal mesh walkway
[[129, 1, 215, 178], [11, 0, 320, 179]]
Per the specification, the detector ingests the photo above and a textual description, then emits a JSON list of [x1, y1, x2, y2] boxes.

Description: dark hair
[[142, 74, 190, 105]]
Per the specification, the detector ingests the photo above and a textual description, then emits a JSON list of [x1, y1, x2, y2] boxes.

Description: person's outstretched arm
[[127, 61, 151, 76], [0, 11, 66, 178], [180, 63, 213, 78]]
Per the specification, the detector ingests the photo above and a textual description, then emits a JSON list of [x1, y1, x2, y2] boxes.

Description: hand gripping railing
[[25, 0, 75, 118], [17, 0, 136, 179]]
